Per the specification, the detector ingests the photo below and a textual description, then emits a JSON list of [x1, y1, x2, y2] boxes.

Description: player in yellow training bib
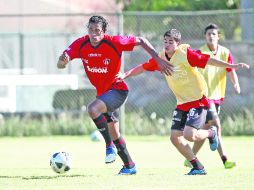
[[116, 29, 250, 175], [187, 23, 241, 169]]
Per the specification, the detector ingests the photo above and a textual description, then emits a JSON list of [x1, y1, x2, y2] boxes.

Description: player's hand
[[237, 63, 250, 69], [57, 52, 70, 68], [59, 52, 70, 63], [155, 57, 174, 76], [115, 72, 126, 82]]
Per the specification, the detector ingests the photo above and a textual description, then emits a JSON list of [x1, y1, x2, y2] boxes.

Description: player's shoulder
[[177, 44, 191, 54], [218, 44, 230, 53], [105, 35, 135, 43], [102, 35, 118, 44], [72, 35, 89, 45], [103, 35, 119, 41], [179, 43, 190, 47], [179, 44, 191, 50]]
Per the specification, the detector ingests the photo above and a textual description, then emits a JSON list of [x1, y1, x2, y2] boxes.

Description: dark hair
[[204, 23, 220, 34], [88, 15, 108, 32], [164, 29, 181, 42]]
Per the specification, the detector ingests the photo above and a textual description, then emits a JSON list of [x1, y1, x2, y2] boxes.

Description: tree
[[116, 0, 240, 11]]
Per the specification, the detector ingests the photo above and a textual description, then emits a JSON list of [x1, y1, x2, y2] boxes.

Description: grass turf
[[0, 136, 253, 190]]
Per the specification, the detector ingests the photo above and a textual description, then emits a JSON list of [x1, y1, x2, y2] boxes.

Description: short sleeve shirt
[[65, 35, 136, 96]]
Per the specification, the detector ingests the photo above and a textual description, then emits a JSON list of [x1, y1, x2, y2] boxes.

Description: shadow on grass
[[0, 174, 91, 180]]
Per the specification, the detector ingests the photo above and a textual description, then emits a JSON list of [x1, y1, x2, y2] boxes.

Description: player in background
[[116, 29, 250, 175], [184, 23, 240, 169], [57, 15, 173, 175]]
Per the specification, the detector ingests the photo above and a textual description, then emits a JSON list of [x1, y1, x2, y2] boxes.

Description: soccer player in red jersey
[[185, 23, 241, 169], [57, 15, 173, 175], [116, 29, 249, 175]]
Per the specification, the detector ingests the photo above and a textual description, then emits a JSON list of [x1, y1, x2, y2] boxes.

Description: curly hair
[[164, 29, 181, 42], [88, 15, 108, 32]]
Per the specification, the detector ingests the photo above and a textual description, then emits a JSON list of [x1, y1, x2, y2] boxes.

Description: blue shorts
[[97, 89, 128, 123], [171, 107, 207, 131], [205, 103, 220, 123]]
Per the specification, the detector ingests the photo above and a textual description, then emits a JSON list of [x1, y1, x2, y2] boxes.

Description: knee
[[87, 104, 98, 117], [183, 132, 195, 142], [170, 134, 180, 146]]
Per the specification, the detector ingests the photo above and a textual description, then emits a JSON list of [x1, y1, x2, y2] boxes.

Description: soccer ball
[[50, 151, 71, 174], [90, 130, 103, 141]]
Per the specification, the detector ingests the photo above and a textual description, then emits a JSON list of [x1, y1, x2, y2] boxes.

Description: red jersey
[[65, 35, 136, 96]]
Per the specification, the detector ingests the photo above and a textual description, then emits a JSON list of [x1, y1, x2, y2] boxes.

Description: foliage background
[[118, 0, 240, 11]]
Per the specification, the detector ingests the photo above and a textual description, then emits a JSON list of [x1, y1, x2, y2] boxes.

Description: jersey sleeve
[[64, 37, 85, 60], [226, 51, 234, 72], [187, 47, 210, 68], [115, 36, 136, 51], [142, 58, 160, 71]]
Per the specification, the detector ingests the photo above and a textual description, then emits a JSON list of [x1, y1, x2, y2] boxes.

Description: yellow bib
[[161, 44, 208, 105], [199, 44, 230, 100]]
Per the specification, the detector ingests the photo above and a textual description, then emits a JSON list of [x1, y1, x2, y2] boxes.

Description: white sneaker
[[105, 146, 117, 164]]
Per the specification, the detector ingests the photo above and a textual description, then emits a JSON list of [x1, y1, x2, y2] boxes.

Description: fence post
[[65, 33, 72, 74], [19, 33, 24, 75], [117, 12, 126, 135]]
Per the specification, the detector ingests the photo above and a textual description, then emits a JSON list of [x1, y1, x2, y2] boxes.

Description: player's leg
[[183, 107, 218, 175], [184, 122, 210, 168], [171, 130, 196, 161], [190, 103, 216, 155], [106, 111, 137, 175], [88, 89, 128, 164], [188, 103, 218, 158], [170, 109, 206, 175], [215, 105, 236, 169], [191, 123, 210, 154], [183, 107, 218, 151], [88, 98, 113, 148], [186, 104, 236, 169]]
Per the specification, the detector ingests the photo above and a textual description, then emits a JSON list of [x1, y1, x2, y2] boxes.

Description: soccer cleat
[[185, 168, 207, 175], [224, 161, 236, 169], [118, 165, 137, 175], [105, 145, 117, 164], [184, 159, 193, 168], [208, 126, 219, 151]]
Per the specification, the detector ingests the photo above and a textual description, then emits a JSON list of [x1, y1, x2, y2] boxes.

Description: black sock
[[93, 114, 112, 146], [221, 155, 227, 164], [113, 136, 135, 168], [190, 158, 204, 170]]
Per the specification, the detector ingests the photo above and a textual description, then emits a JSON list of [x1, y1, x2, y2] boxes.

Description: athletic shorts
[[205, 103, 221, 123], [97, 89, 128, 123], [171, 107, 207, 131]]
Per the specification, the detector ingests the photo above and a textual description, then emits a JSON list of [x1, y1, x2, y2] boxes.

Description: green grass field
[[0, 136, 253, 190]]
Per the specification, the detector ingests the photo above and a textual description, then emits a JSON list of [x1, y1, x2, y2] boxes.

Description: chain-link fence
[[0, 10, 254, 134]]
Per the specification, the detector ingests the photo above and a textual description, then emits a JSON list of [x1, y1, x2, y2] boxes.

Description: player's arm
[[116, 58, 158, 82], [207, 58, 250, 70], [57, 52, 70, 69], [116, 64, 145, 82], [229, 70, 240, 94], [135, 37, 173, 76], [226, 52, 240, 94], [188, 47, 249, 70], [57, 37, 83, 69]]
